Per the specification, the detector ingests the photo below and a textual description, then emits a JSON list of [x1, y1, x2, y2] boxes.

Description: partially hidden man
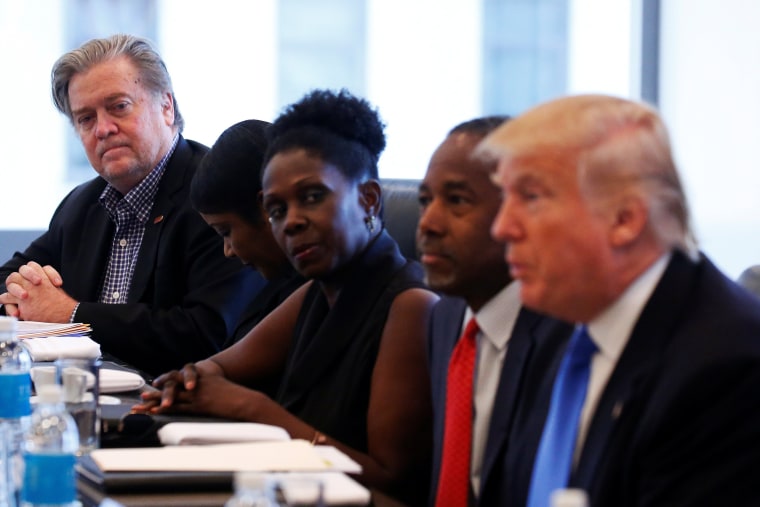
[[418, 116, 572, 506]]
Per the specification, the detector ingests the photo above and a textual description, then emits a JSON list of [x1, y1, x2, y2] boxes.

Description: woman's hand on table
[[131, 362, 199, 413], [131, 360, 268, 420]]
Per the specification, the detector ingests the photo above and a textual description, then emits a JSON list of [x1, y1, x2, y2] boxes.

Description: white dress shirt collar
[[587, 253, 671, 362], [574, 252, 672, 459], [464, 280, 522, 349]]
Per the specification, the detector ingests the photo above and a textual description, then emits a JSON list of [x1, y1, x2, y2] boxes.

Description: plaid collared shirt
[[97, 135, 179, 304]]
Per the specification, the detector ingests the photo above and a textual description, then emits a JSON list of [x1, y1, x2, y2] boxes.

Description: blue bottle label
[[0, 372, 31, 417], [22, 453, 77, 504]]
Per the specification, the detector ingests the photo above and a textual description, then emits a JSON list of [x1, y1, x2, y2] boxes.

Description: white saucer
[[98, 395, 122, 405], [99, 369, 146, 393]]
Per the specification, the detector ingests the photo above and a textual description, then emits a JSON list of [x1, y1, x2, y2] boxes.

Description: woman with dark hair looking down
[[135, 89, 437, 503], [190, 119, 306, 351]]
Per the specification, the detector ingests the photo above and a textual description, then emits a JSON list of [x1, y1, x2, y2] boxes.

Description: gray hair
[[51, 34, 184, 132]]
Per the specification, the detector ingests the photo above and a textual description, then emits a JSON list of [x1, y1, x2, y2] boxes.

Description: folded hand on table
[[132, 361, 270, 420], [0, 261, 76, 322]]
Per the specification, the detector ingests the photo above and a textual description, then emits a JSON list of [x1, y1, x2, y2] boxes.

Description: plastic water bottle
[[0, 316, 32, 507], [0, 424, 13, 507], [21, 384, 79, 507]]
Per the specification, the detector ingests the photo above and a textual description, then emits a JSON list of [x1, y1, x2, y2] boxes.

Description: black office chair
[[380, 179, 420, 260]]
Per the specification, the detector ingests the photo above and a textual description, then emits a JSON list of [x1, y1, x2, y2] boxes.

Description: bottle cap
[[37, 384, 65, 404], [0, 316, 18, 333], [234, 471, 271, 492], [551, 488, 589, 507]]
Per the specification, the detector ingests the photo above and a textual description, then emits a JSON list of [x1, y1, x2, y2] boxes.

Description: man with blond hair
[[481, 94, 760, 506]]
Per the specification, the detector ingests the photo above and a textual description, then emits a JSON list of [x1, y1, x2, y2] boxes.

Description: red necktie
[[435, 317, 479, 507]]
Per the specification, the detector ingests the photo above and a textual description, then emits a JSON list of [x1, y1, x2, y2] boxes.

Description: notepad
[[89, 440, 357, 473], [77, 454, 370, 505]]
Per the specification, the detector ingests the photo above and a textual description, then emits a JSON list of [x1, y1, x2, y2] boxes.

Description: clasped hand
[[0, 261, 77, 322], [133, 363, 202, 414], [133, 362, 259, 419]]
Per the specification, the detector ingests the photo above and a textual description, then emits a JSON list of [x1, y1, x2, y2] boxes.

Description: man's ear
[[359, 179, 383, 217], [161, 92, 175, 126], [610, 194, 648, 247]]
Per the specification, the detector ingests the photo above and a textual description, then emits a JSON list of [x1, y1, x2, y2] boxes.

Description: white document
[[89, 440, 361, 473], [16, 321, 92, 339], [158, 422, 291, 446]]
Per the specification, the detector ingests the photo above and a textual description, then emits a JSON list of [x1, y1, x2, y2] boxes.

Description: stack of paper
[[85, 440, 368, 505], [89, 440, 358, 473], [15, 321, 96, 361], [16, 321, 92, 339], [80, 444, 369, 505]]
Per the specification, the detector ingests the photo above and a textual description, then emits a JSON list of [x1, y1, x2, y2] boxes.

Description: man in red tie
[[417, 116, 572, 506]]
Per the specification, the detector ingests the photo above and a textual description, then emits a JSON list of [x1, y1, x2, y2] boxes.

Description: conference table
[[71, 359, 406, 507]]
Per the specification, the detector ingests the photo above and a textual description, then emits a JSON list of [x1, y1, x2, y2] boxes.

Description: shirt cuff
[[69, 302, 81, 323]]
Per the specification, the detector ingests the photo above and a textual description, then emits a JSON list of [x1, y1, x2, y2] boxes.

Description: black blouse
[[275, 230, 426, 451]]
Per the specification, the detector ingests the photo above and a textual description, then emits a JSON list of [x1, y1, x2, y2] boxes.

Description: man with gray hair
[[0, 34, 261, 376], [481, 94, 760, 506]]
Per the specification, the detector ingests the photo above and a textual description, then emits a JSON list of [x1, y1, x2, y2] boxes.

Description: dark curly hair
[[191, 119, 271, 224], [263, 89, 386, 182]]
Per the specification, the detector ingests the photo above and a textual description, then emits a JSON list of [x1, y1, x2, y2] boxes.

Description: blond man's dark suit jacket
[[427, 294, 572, 506], [0, 137, 262, 376], [502, 251, 760, 507]]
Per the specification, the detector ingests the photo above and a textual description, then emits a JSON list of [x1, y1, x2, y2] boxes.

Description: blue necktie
[[527, 325, 597, 507]]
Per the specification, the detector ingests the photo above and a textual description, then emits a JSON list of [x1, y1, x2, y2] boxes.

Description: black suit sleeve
[[1, 138, 263, 377]]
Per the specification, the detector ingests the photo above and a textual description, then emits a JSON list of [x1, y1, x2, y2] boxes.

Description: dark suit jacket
[[502, 251, 760, 507], [427, 294, 572, 506], [0, 137, 262, 376], [224, 266, 306, 348]]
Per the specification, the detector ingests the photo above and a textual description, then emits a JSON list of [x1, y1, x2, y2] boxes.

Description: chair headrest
[[380, 178, 420, 260]]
